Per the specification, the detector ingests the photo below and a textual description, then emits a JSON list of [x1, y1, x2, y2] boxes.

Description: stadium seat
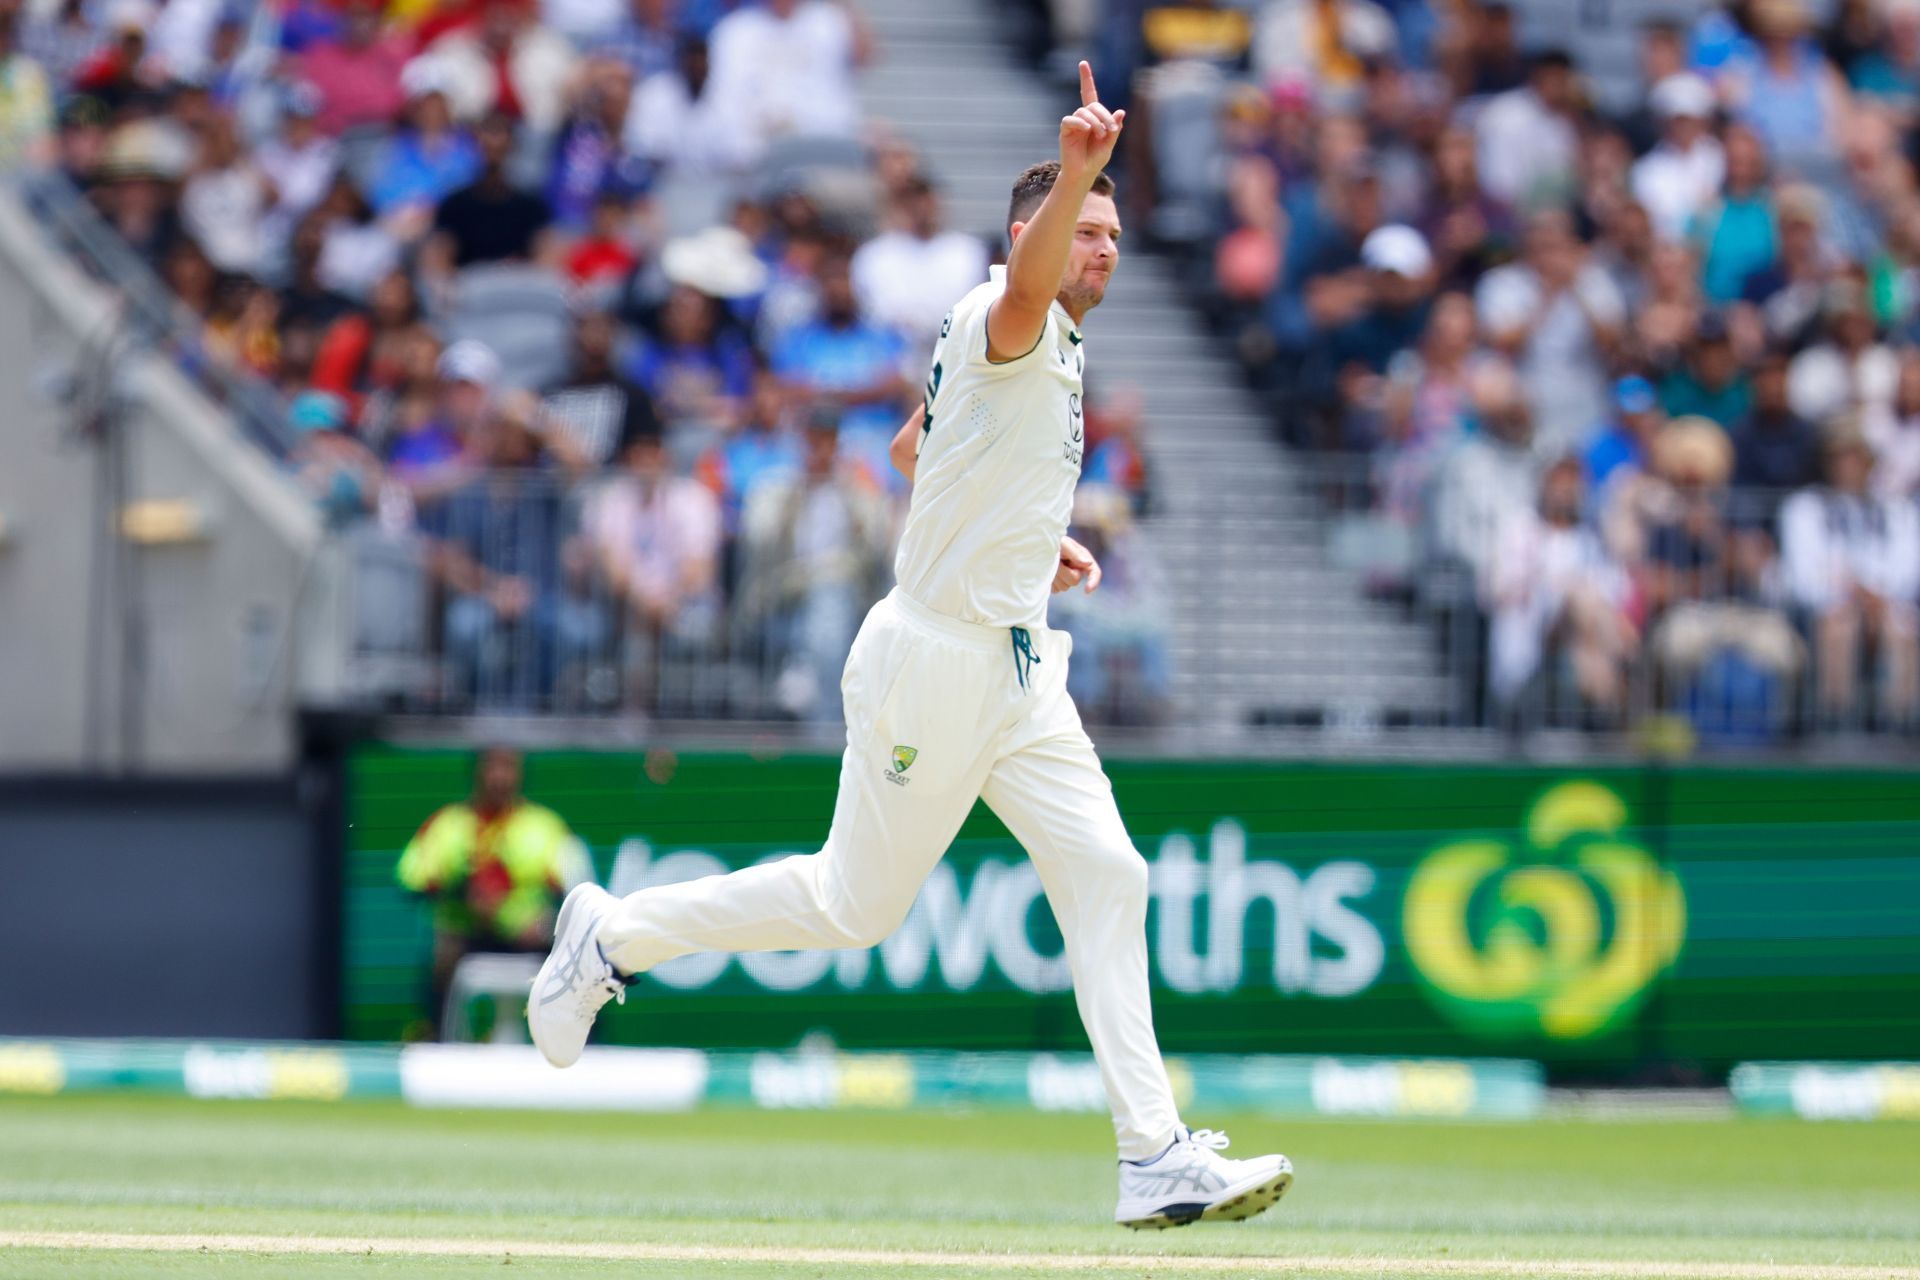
[[442, 264, 574, 391]]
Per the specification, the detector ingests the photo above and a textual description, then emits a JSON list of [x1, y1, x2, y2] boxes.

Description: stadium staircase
[[856, 0, 1456, 743]]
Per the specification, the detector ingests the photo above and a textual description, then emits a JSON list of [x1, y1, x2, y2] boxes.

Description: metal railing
[[10, 169, 294, 457], [329, 456, 1920, 756], [1184, 451, 1920, 750]]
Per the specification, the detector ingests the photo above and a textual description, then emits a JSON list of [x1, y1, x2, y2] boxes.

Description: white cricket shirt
[[894, 264, 1086, 629]]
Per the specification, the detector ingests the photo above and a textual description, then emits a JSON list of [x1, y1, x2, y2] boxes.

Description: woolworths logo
[[1403, 781, 1687, 1042], [607, 821, 1385, 999]]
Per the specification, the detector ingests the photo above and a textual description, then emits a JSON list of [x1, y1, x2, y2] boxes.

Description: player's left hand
[[1054, 535, 1101, 594]]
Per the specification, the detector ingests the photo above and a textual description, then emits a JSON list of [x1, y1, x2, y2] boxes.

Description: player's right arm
[[985, 61, 1124, 362]]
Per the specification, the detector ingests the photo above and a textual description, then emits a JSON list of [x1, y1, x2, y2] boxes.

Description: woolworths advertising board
[[344, 750, 1920, 1071]]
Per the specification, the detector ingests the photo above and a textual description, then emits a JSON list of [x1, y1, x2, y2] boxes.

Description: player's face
[[1059, 191, 1121, 316]]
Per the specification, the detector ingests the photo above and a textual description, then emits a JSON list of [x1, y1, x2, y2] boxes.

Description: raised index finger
[[1079, 59, 1098, 106]]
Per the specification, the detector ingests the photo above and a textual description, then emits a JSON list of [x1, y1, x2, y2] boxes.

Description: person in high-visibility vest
[[397, 747, 590, 1033]]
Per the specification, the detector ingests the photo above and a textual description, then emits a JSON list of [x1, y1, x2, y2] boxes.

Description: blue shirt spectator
[[370, 91, 481, 217], [1586, 376, 1664, 488], [770, 256, 909, 444], [627, 284, 756, 425]]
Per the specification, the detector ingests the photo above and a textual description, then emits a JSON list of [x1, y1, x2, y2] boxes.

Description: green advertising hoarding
[[345, 749, 1920, 1071]]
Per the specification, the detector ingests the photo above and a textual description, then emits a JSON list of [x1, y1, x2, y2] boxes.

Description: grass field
[[0, 1096, 1916, 1278]]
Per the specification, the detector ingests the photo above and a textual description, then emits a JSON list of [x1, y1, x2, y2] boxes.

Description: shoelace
[[580, 976, 626, 1016], [1184, 1128, 1231, 1152]]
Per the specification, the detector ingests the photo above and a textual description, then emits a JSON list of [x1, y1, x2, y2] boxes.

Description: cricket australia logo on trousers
[[884, 745, 918, 786]]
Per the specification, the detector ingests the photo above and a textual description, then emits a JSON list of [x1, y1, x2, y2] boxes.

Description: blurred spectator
[[287, 389, 381, 527], [706, 0, 867, 163], [623, 33, 743, 174], [1864, 348, 1920, 499], [771, 251, 912, 469], [1215, 150, 1285, 306], [1731, 344, 1822, 498], [547, 56, 643, 232], [369, 65, 480, 235], [1825, 106, 1906, 267], [1430, 360, 1539, 585], [21, 0, 109, 91], [697, 369, 804, 535], [1417, 124, 1514, 291], [424, 110, 552, 281], [1869, 200, 1920, 338], [71, 0, 154, 110], [1631, 240, 1705, 372], [424, 395, 600, 701], [205, 276, 283, 377], [1640, 417, 1803, 720], [1458, 0, 1525, 98], [585, 421, 724, 701], [1631, 74, 1723, 244], [424, 0, 577, 133], [311, 268, 432, 414], [851, 174, 989, 354], [0, 2, 54, 167], [278, 213, 360, 333], [255, 82, 341, 261], [1741, 183, 1836, 350], [589, 0, 682, 78], [1660, 311, 1750, 429], [1722, 0, 1846, 175], [1691, 123, 1777, 305], [1251, 0, 1395, 111], [296, 0, 409, 135], [1473, 49, 1580, 212], [1336, 224, 1435, 378], [630, 278, 756, 429], [312, 174, 402, 299], [1585, 375, 1665, 491], [392, 337, 497, 482], [1788, 281, 1898, 424], [1843, 0, 1920, 121], [1052, 484, 1171, 723], [1084, 384, 1153, 513], [541, 309, 661, 468], [565, 188, 643, 286], [1476, 209, 1624, 457], [54, 91, 111, 184], [1486, 457, 1636, 718], [740, 413, 890, 723], [180, 112, 269, 275], [1616, 18, 1688, 155], [1780, 419, 1920, 723], [396, 746, 589, 1034]]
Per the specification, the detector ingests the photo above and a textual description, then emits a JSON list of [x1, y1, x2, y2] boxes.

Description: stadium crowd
[[11, 0, 1920, 736], [0, 0, 1163, 721], [1081, 0, 1920, 734]]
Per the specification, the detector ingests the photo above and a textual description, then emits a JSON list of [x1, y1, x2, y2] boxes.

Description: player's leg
[[980, 638, 1290, 1228], [593, 736, 990, 974], [529, 594, 1002, 1065], [979, 724, 1176, 1160]]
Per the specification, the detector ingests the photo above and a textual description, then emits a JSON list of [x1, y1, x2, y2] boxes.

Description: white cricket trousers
[[597, 587, 1181, 1160]]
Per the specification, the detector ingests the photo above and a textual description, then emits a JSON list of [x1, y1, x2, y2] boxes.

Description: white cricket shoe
[[527, 883, 625, 1068], [1115, 1126, 1293, 1229]]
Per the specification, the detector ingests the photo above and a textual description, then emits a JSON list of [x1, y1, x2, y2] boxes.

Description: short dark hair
[[1007, 161, 1115, 232]]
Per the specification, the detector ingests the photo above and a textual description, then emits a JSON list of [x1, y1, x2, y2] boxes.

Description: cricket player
[[529, 63, 1293, 1230]]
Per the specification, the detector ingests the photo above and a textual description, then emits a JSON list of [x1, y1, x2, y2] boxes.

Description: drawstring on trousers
[[1010, 626, 1042, 692]]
